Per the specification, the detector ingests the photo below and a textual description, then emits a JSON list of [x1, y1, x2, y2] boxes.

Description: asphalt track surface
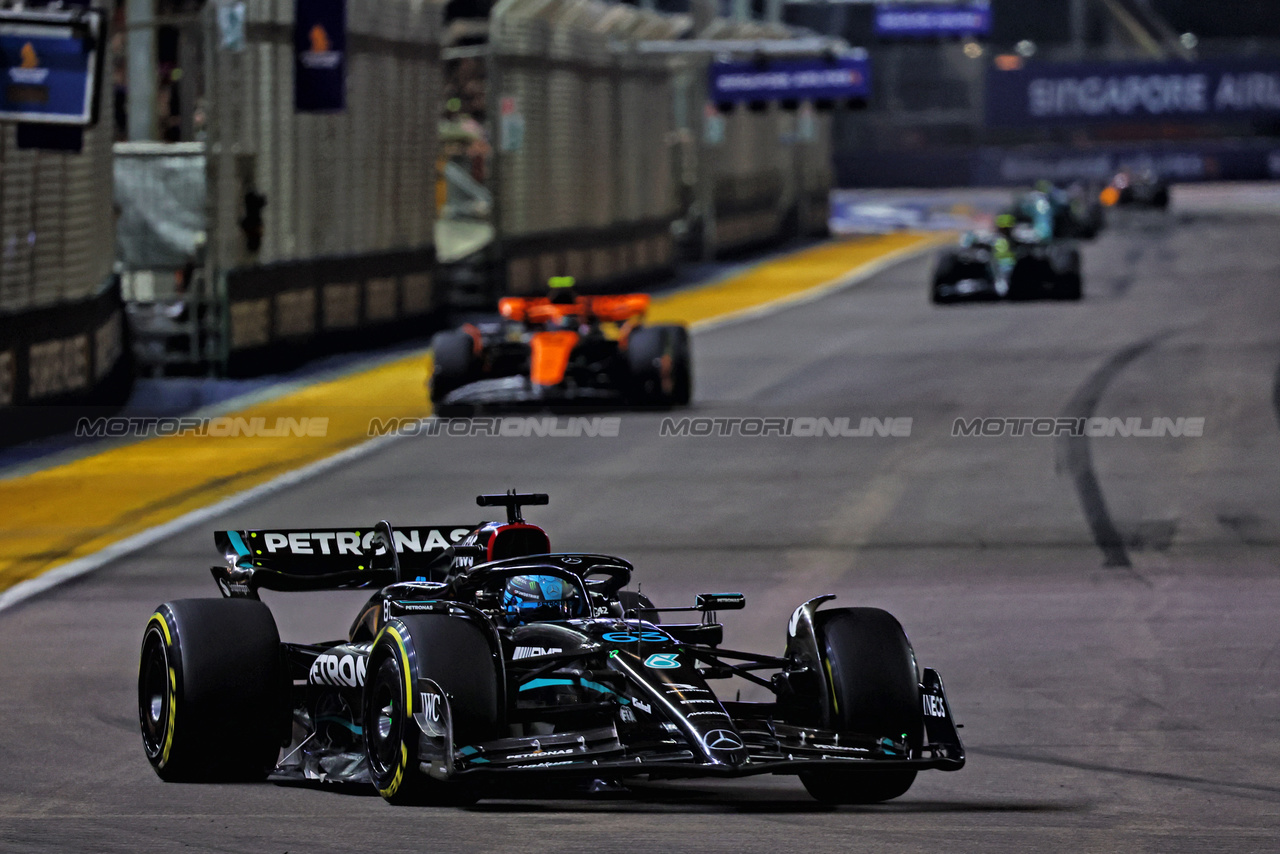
[[3, 196, 1280, 852]]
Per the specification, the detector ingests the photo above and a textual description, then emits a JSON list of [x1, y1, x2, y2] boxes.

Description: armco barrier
[[0, 278, 133, 446], [222, 247, 436, 377]]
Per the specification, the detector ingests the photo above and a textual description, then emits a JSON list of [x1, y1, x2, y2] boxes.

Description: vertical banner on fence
[[294, 0, 346, 112]]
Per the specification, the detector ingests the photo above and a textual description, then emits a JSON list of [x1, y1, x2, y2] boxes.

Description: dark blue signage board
[[987, 57, 1280, 127], [294, 0, 346, 112], [709, 56, 871, 104], [874, 4, 991, 38], [0, 8, 104, 126]]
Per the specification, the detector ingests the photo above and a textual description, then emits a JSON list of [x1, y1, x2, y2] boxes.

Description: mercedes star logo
[[703, 729, 744, 751]]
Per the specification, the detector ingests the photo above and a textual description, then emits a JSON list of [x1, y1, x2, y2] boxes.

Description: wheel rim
[[366, 657, 404, 778], [138, 627, 170, 759]]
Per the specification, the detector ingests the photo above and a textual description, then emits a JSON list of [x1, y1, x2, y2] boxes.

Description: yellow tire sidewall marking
[[376, 624, 414, 797], [146, 613, 177, 767]]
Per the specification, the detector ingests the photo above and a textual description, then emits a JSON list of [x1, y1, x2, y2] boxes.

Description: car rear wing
[[211, 523, 478, 596]]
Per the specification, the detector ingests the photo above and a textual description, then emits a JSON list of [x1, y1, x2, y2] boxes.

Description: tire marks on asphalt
[[1056, 334, 1171, 568]]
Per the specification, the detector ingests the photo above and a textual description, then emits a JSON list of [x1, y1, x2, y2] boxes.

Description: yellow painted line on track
[[0, 232, 941, 605]]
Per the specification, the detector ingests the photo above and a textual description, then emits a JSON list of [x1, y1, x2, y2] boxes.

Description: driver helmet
[[547, 275, 578, 306], [995, 213, 1016, 233], [503, 574, 581, 625]]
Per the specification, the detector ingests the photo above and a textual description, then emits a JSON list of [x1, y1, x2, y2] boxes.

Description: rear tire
[[430, 330, 477, 405], [930, 250, 958, 304], [1009, 256, 1050, 300], [628, 325, 691, 407], [138, 599, 284, 782], [1054, 247, 1083, 300], [799, 608, 923, 804], [1056, 273, 1083, 301], [364, 616, 500, 805]]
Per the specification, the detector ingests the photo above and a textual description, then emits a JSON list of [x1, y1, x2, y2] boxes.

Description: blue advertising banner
[[709, 56, 870, 104], [987, 57, 1280, 127], [294, 0, 345, 113], [0, 8, 103, 126], [874, 4, 991, 39]]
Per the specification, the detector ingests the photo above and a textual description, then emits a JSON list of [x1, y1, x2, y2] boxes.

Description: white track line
[[0, 236, 944, 615]]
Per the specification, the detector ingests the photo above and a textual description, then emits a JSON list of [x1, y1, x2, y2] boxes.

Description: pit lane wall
[[206, 0, 443, 375], [0, 6, 132, 442]]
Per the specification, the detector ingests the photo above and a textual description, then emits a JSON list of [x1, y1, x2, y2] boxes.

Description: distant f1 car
[[1101, 168, 1169, 209], [429, 291, 691, 410], [1016, 183, 1104, 240], [932, 216, 1082, 303], [138, 491, 964, 805]]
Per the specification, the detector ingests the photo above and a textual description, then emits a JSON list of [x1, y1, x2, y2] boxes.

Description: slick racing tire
[[1056, 273, 1083, 301], [1009, 256, 1050, 301], [628, 325, 691, 407], [430, 330, 477, 405], [1053, 246, 1083, 301], [799, 608, 924, 805], [364, 615, 500, 806], [138, 599, 285, 782], [930, 250, 959, 304]]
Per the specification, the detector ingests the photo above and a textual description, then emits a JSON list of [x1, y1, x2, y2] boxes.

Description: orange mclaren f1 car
[[429, 290, 691, 410]]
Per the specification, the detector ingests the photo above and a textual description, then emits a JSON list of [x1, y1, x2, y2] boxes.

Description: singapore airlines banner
[[987, 57, 1280, 127]]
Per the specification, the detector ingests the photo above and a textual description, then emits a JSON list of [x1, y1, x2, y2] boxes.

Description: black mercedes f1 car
[[932, 219, 1083, 303], [138, 492, 963, 805]]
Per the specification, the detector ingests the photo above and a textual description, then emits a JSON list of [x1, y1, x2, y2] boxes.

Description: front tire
[[364, 616, 500, 805], [138, 599, 285, 782], [1053, 247, 1083, 300], [799, 608, 923, 804]]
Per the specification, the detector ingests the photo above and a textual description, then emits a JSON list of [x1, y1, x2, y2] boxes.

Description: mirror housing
[[696, 592, 745, 611]]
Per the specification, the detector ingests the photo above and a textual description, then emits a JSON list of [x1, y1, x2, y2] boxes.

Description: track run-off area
[[1, 188, 1279, 852]]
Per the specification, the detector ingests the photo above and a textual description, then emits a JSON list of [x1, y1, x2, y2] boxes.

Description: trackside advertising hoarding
[[874, 4, 991, 39], [709, 56, 870, 104], [0, 8, 104, 125], [294, 0, 346, 112], [987, 57, 1280, 127]]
